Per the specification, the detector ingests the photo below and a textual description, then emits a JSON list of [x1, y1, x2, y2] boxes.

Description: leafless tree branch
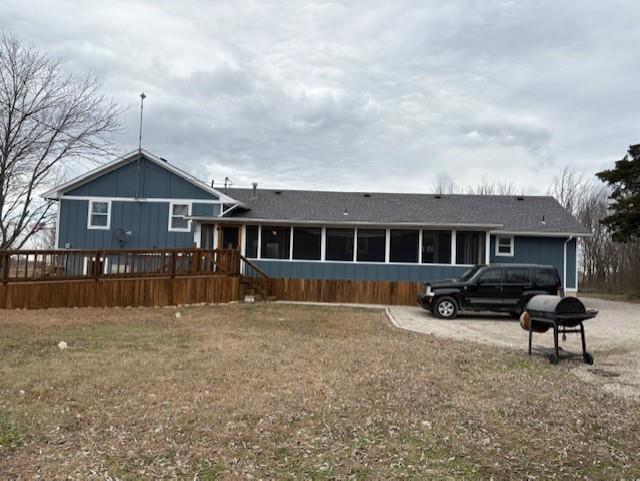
[[0, 32, 121, 248]]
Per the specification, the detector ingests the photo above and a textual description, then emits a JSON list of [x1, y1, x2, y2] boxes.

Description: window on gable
[[495, 236, 514, 256], [88, 201, 110, 229], [170, 203, 190, 231]]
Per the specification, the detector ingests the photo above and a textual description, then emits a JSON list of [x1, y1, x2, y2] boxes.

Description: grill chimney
[[252, 182, 258, 199]]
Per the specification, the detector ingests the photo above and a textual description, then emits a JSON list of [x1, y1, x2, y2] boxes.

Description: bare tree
[[549, 167, 640, 296], [431, 178, 460, 194], [431, 176, 519, 196], [548, 166, 584, 214], [0, 33, 119, 249]]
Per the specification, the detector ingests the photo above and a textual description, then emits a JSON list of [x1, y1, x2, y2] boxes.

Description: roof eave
[[489, 229, 592, 237], [187, 217, 504, 229]]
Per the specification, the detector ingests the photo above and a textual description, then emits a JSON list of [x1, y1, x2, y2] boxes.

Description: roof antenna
[[138, 92, 146, 152], [135, 92, 146, 200]]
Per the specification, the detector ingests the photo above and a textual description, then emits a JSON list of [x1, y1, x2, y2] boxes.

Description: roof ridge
[[227, 186, 553, 199]]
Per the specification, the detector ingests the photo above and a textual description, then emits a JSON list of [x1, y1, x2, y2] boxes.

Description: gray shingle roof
[[222, 188, 590, 235]]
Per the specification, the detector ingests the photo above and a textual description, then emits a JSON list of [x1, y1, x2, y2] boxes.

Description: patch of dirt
[[391, 296, 640, 400]]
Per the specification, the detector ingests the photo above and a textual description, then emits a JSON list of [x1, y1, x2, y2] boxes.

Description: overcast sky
[[2, 0, 639, 194]]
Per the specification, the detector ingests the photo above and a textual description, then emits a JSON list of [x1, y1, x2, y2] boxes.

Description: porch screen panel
[[390, 230, 419, 263], [246, 225, 258, 258], [455, 231, 484, 265], [326, 228, 354, 261], [422, 230, 451, 264], [293, 227, 321, 260], [356, 229, 386, 262], [261, 226, 290, 259]]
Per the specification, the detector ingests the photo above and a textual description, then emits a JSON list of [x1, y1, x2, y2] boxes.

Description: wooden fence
[[0, 276, 240, 309], [0, 248, 424, 308], [0, 248, 244, 309], [269, 278, 422, 306]]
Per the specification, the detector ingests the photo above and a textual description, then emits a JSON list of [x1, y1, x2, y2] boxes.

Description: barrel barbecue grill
[[522, 295, 598, 365]]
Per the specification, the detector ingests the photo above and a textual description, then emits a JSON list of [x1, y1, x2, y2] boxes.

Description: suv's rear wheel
[[434, 297, 458, 319]]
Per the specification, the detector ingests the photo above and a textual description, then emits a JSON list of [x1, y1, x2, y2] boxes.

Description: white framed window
[[495, 235, 514, 257], [87, 200, 111, 229], [168, 202, 191, 232]]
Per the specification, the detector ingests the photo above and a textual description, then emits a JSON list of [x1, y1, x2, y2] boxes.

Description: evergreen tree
[[595, 144, 640, 242]]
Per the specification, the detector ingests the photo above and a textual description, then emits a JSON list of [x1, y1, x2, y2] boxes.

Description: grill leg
[[548, 323, 559, 364], [528, 321, 533, 356], [579, 322, 593, 364]]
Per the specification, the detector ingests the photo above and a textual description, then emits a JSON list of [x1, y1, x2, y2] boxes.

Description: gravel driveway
[[389, 297, 640, 399]]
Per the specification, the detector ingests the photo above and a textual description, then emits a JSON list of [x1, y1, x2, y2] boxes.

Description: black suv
[[417, 264, 562, 319]]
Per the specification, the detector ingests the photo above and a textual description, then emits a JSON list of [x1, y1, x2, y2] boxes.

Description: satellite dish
[[114, 228, 129, 246]]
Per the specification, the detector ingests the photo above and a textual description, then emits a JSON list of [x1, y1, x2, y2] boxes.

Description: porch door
[[219, 225, 241, 250], [200, 224, 216, 249]]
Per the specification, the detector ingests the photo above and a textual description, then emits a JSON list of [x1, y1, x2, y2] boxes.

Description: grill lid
[[525, 295, 586, 314]]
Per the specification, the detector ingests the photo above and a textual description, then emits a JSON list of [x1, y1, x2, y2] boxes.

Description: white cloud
[[2, 0, 639, 193]]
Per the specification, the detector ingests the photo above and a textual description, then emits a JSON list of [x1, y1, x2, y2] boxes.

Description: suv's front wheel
[[434, 296, 458, 319]]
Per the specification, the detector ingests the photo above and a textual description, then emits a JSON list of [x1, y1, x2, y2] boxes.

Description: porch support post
[[385, 228, 390, 263], [289, 226, 294, 260], [257, 225, 262, 259], [353, 228, 358, 262], [418, 229, 423, 264], [321, 227, 326, 261], [485, 231, 491, 265], [451, 229, 457, 265], [240, 224, 247, 256]]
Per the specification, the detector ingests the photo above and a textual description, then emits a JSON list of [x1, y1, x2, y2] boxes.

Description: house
[[43, 149, 590, 293]]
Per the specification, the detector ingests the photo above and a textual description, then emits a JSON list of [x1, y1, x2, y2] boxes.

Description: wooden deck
[[0, 248, 423, 309]]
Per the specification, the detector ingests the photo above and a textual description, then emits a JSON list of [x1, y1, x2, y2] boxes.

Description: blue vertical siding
[[57, 155, 223, 250], [192, 203, 220, 217], [66, 157, 218, 200], [58, 199, 196, 249], [253, 260, 469, 282], [490, 235, 576, 289]]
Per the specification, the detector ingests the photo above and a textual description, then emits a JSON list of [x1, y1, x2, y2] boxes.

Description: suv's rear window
[[505, 268, 530, 284], [534, 268, 560, 287]]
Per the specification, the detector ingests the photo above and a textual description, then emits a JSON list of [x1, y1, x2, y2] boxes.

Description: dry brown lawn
[[1, 303, 639, 480]]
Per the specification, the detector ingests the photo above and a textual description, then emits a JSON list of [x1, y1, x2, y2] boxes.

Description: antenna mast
[[135, 92, 146, 199], [138, 92, 146, 152]]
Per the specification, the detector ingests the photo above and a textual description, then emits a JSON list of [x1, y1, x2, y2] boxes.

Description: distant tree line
[[549, 146, 639, 296], [433, 147, 640, 297]]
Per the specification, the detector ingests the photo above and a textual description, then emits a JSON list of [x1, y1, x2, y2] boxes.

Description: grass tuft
[[0, 413, 24, 450]]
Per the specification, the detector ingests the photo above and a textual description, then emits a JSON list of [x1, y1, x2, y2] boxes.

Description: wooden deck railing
[[0, 248, 241, 283], [239, 254, 272, 298]]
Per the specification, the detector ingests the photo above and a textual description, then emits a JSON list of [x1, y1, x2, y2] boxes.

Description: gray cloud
[[2, 0, 639, 194]]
